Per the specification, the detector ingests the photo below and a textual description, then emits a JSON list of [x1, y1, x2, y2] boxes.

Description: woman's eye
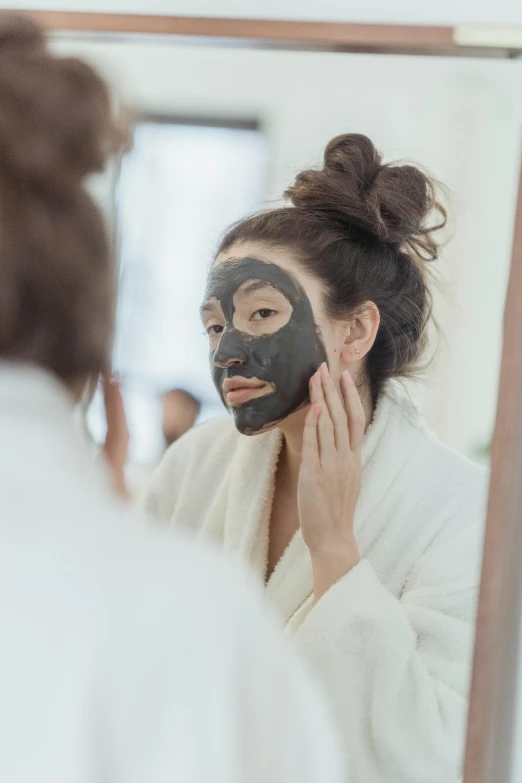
[[251, 309, 276, 321], [206, 324, 224, 336]]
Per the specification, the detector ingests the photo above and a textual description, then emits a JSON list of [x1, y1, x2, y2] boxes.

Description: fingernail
[[343, 370, 353, 384]]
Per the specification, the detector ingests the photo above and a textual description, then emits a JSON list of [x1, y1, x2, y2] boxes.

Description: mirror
[[48, 36, 521, 472], [46, 19, 522, 783]]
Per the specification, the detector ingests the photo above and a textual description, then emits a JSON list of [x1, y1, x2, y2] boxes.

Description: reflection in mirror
[[51, 33, 522, 783]]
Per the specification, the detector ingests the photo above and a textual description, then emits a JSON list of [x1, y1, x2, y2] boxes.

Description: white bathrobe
[[144, 380, 488, 783], [0, 363, 344, 783]]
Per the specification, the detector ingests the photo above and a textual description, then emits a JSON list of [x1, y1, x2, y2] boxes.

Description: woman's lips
[[223, 377, 273, 407]]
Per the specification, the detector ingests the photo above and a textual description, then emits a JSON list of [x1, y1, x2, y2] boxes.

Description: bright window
[[88, 118, 267, 468]]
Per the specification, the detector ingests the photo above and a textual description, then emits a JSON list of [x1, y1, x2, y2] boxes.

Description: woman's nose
[[213, 330, 248, 369], [215, 356, 243, 369]]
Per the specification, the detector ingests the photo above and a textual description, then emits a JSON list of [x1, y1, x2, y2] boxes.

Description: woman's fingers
[[319, 363, 349, 457], [341, 370, 365, 454], [103, 374, 129, 453], [102, 374, 129, 497], [302, 403, 320, 472], [309, 368, 335, 464]]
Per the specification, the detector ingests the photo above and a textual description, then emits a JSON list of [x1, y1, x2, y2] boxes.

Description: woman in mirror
[[143, 134, 487, 782]]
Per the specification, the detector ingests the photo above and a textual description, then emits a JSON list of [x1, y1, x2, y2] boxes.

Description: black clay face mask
[[202, 257, 327, 435]]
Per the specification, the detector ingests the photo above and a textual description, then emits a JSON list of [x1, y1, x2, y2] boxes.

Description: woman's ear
[[339, 302, 380, 366]]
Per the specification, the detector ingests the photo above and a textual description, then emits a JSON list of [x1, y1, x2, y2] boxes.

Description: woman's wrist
[[310, 535, 361, 602]]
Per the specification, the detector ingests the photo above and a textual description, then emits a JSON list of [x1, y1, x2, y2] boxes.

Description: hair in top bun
[[0, 13, 127, 381], [286, 133, 446, 263], [217, 133, 447, 403]]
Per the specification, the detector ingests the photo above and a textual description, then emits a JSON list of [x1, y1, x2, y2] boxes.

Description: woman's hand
[[298, 363, 365, 601], [102, 374, 129, 500]]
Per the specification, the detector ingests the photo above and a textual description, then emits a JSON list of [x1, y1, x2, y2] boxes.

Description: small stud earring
[[356, 349, 361, 354]]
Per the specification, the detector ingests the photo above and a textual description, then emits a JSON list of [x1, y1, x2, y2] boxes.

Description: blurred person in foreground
[[0, 15, 344, 783]]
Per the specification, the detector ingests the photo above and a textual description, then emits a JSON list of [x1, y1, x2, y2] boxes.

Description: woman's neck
[[277, 383, 375, 491], [278, 408, 307, 490]]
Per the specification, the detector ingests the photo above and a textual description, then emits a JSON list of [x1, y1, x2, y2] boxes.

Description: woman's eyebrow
[[237, 280, 280, 297], [200, 300, 217, 317]]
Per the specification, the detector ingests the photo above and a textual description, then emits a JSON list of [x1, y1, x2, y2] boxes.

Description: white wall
[[50, 37, 521, 459], [6, 0, 522, 25]]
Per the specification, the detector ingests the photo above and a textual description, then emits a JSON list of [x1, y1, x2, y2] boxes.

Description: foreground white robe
[[0, 363, 344, 783], [144, 380, 488, 783]]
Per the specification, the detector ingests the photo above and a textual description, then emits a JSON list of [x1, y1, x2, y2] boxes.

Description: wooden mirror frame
[[10, 11, 522, 782]]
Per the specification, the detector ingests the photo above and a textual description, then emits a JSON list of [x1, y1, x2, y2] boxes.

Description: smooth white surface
[[5, 0, 522, 26], [455, 25, 522, 46], [51, 36, 522, 458]]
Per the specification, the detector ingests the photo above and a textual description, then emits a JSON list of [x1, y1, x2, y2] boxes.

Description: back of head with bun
[[217, 132, 447, 403], [0, 13, 126, 382]]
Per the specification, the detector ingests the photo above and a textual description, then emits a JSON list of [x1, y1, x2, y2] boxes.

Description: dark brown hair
[[0, 14, 126, 383], [217, 133, 447, 404]]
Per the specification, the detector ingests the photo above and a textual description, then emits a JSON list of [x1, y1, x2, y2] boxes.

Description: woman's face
[[201, 242, 348, 435]]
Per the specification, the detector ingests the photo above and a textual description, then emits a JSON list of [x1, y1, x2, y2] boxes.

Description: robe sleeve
[[137, 418, 233, 523], [137, 446, 183, 521], [292, 497, 485, 783]]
